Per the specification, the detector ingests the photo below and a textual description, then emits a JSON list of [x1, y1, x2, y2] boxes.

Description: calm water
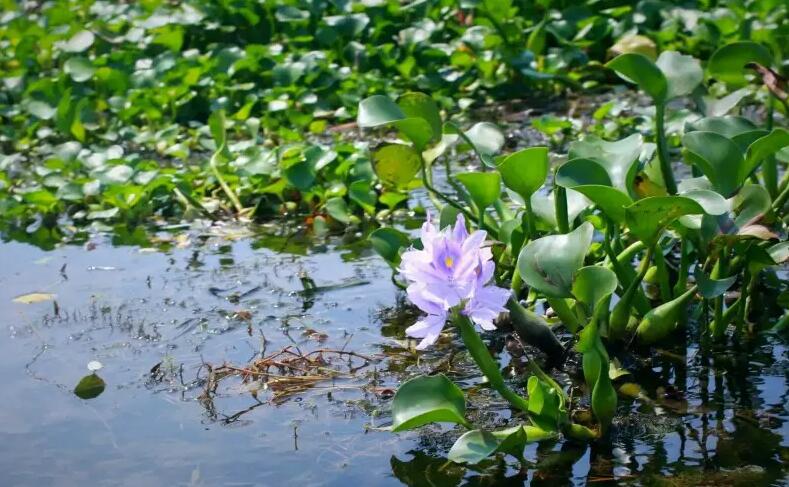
[[1, 221, 787, 486]]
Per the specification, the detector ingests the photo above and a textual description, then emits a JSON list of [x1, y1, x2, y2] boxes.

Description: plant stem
[[764, 95, 778, 198], [673, 238, 691, 298], [524, 197, 537, 241], [453, 310, 530, 412], [711, 252, 729, 341], [655, 103, 677, 195], [210, 148, 244, 215], [546, 296, 580, 333], [554, 184, 570, 233]]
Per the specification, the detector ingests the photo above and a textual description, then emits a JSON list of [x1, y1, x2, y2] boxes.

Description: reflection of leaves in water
[[13, 292, 56, 304], [74, 373, 105, 399], [390, 451, 465, 487]]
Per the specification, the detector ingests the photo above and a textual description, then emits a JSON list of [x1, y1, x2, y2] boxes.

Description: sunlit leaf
[[391, 374, 467, 432], [518, 222, 594, 298]]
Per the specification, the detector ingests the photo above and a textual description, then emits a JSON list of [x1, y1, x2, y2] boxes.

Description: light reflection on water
[[0, 225, 787, 486]]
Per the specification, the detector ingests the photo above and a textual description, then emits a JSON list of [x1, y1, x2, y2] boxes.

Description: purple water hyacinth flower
[[398, 214, 511, 349]]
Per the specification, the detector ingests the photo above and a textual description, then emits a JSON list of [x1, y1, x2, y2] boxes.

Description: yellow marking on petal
[[444, 256, 454, 268]]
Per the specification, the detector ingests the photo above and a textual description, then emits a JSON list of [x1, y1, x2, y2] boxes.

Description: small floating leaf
[[74, 373, 105, 400]]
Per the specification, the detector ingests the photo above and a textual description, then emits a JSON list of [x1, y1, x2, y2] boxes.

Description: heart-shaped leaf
[[555, 157, 633, 223], [349, 180, 376, 215], [74, 373, 105, 400], [369, 227, 410, 267], [397, 92, 442, 145], [625, 196, 704, 245], [572, 266, 618, 311], [447, 430, 499, 464], [742, 128, 789, 182], [357, 94, 436, 149], [498, 147, 549, 200], [655, 51, 703, 100], [708, 41, 773, 87], [694, 267, 737, 299], [529, 189, 591, 229], [607, 53, 668, 103], [372, 144, 422, 188], [64, 57, 95, 82], [456, 171, 501, 211], [518, 222, 594, 298], [358, 95, 405, 127], [568, 134, 643, 196], [391, 374, 468, 432], [448, 122, 505, 167], [447, 425, 556, 465], [682, 131, 744, 197]]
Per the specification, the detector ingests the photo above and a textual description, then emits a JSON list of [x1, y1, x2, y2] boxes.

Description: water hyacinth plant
[[362, 37, 787, 465], [399, 213, 509, 350]]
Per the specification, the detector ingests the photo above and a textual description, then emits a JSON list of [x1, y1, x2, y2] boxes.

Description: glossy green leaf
[[64, 57, 95, 82], [733, 184, 771, 228], [568, 134, 643, 196], [518, 222, 594, 298], [606, 53, 667, 103], [357, 95, 405, 128], [447, 430, 499, 464], [680, 189, 729, 216], [529, 189, 591, 228], [498, 147, 549, 200], [74, 373, 105, 399], [527, 375, 562, 431], [324, 197, 352, 224], [391, 374, 468, 432], [655, 51, 703, 99], [349, 180, 376, 215], [63, 30, 95, 52], [357, 94, 438, 149], [686, 116, 758, 139], [682, 131, 744, 197], [708, 41, 773, 87], [694, 267, 736, 299], [555, 157, 633, 222], [572, 266, 618, 310], [372, 144, 421, 188], [625, 196, 704, 245], [456, 171, 501, 211], [448, 425, 556, 465], [742, 129, 789, 182], [450, 122, 505, 167], [397, 92, 442, 144], [369, 227, 410, 267]]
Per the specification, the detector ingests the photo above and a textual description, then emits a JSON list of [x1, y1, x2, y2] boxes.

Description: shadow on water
[[0, 219, 787, 486]]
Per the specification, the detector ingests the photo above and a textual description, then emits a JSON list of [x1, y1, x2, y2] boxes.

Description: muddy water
[[1, 222, 787, 486]]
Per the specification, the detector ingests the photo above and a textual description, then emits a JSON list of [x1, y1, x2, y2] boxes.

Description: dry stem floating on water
[[202, 346, 379, 404]]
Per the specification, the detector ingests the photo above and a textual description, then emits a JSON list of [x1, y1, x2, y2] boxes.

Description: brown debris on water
[[201, 346, 379, 405]]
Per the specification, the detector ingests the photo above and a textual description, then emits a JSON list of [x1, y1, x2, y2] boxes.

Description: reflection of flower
[[399, 214, 511, 349]]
